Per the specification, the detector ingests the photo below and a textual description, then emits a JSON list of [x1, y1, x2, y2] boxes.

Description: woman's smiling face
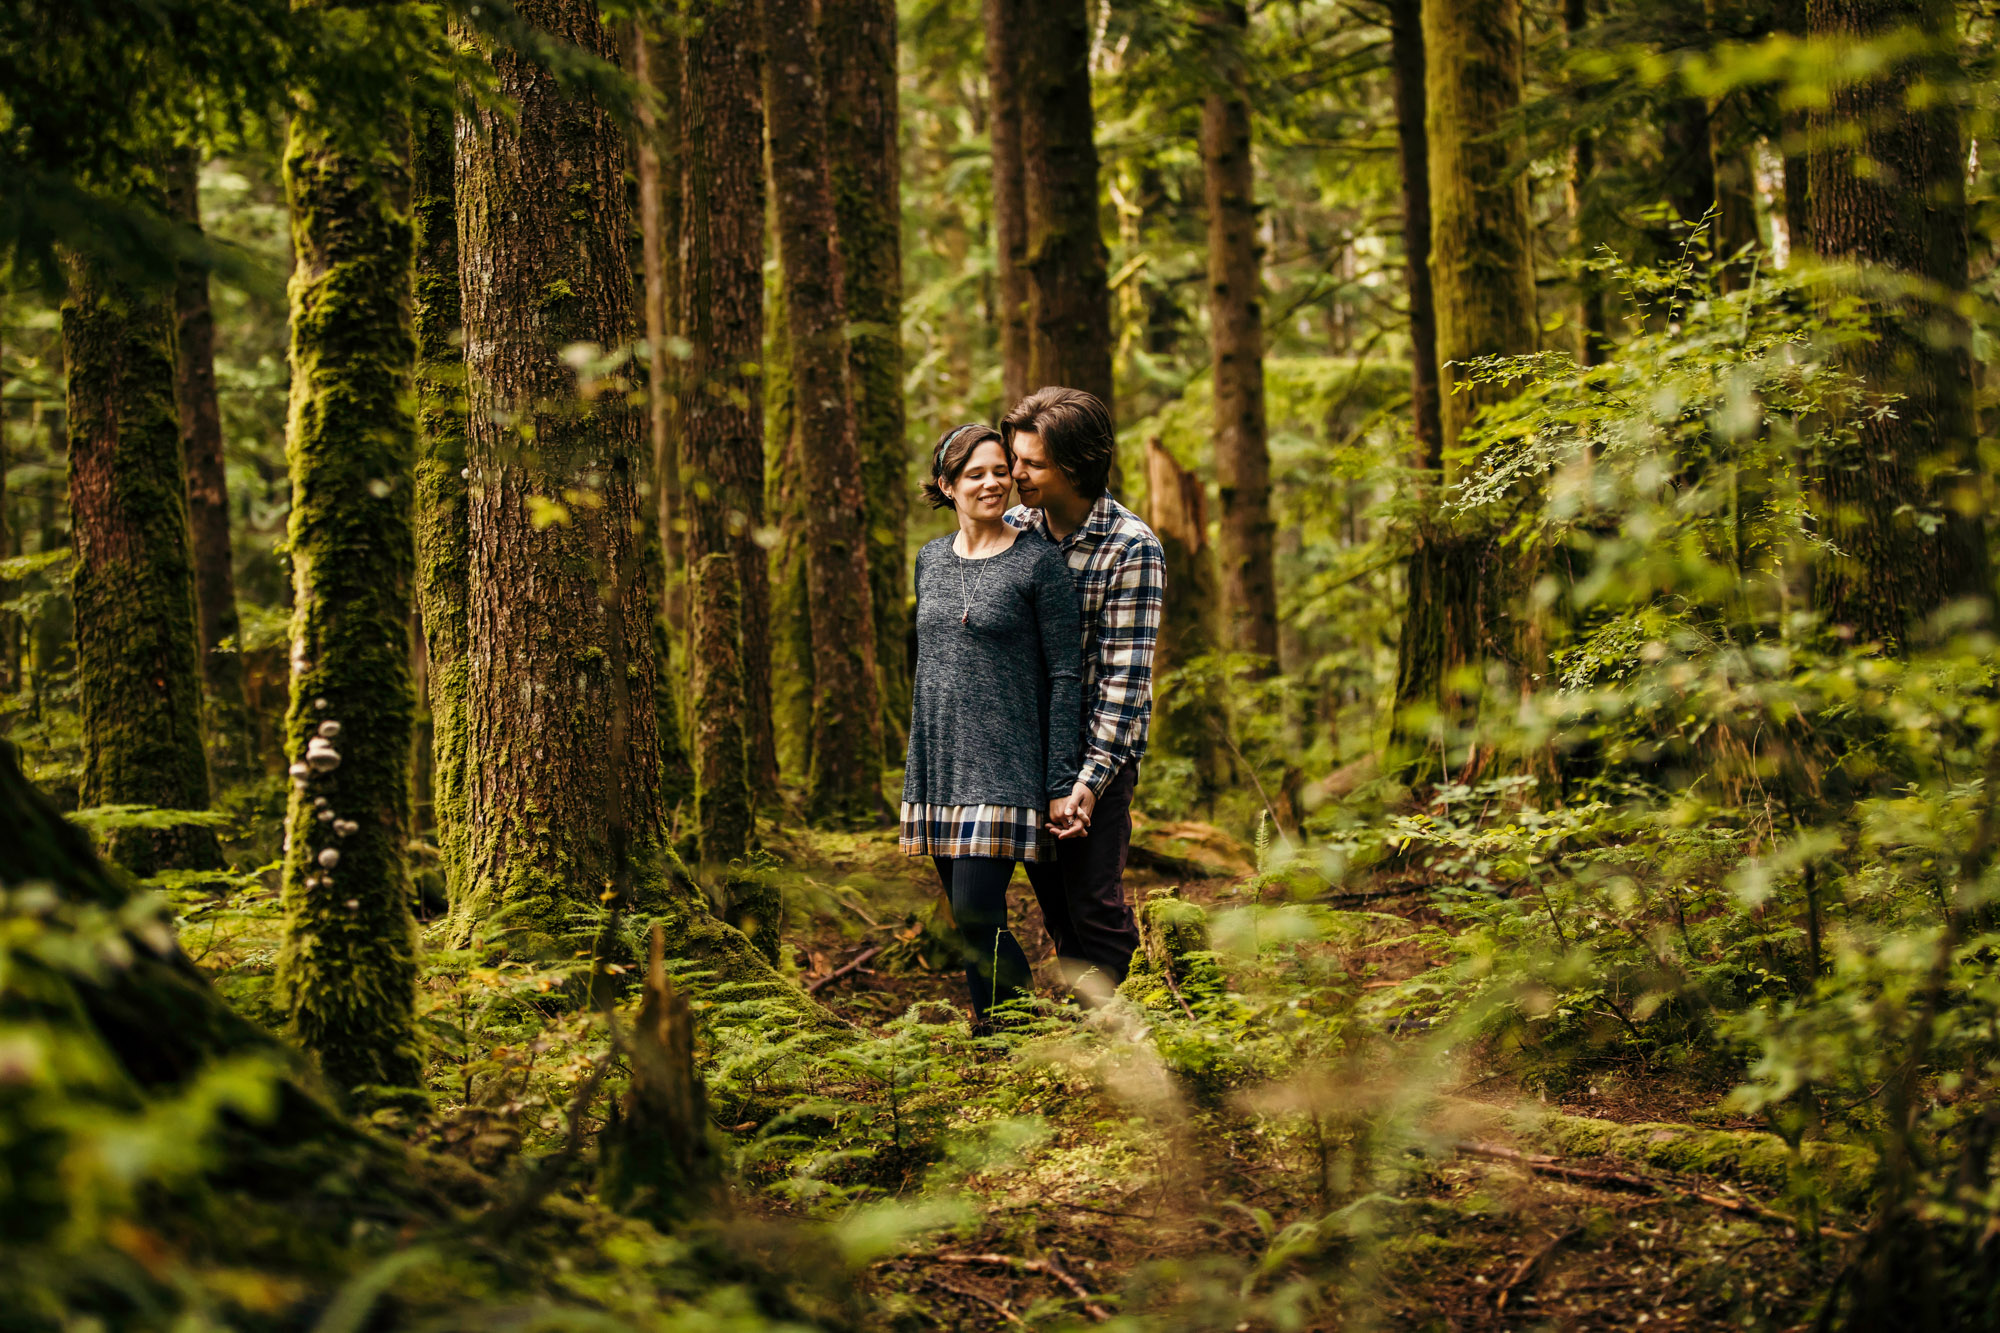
[[943, 438, 1014, 520]]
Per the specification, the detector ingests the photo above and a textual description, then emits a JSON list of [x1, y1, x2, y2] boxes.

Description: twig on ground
[[834, 890, 885, 928], [920, 1274, 1025, 1326], [808, 943, 886, 994], [1494, 1226, 1580, 1311], [937, 1252, 1113, 1322]]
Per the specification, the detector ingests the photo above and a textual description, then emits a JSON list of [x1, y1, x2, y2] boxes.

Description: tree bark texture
[[61, 250, 220, 876], [680, 0, 777, 796], [1146, 437, 1227, 798], [1201, 1, 1276, 671], [763, 272, 816, 784], [413, 100, 472, 914], [762, 0, 888, 827], [277, 104, 424, 1093], [1389, 0, 1442, 464], [1016, 0, 1115, 418], [689, 553, 752, 866], [166, 148, 255, 787], [983, 0, 1032, 408], [824, 0, 912, 749], [1806, 0, 1984, 647], [1393, 0, 1539, 771], [454, 0, 666, 945]]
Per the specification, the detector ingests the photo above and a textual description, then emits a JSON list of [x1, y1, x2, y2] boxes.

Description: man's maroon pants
[[1026, 761, 1142, 997]]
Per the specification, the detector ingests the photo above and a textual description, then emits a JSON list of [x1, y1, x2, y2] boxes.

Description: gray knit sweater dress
[[899, 531, 1084, 862]]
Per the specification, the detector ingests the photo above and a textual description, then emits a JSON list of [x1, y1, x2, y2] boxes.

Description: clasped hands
[[1048, 781, 1097, 841]]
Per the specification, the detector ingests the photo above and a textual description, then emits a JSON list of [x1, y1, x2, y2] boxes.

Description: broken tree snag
[[1118, 887, 1227, 1013], [599, 923, 721, 1224]]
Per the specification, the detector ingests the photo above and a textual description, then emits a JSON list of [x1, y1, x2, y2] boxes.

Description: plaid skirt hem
[[898, 802, 1050, 862]]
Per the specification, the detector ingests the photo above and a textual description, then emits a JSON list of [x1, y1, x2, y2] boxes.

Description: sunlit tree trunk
[[1018, 0, 1115, 424], [276, 93, 423, 1093], [826, 0, 911, 750], [1807, 0, 1985, 648], [762, 0, 888, 827], [166, 149, 255, 786], [412, 99, 471, 913], [983, 0, 1031, 407], [1202, 0, 1276, 672], [1392, 0, 1538, 779], [680, 0, 766, 859], [764, 273, 815, 785], [453, 0, 665, 945], [61, 240, 220, 876]]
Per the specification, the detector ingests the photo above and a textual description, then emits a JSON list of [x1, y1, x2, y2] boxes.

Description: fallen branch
[[937, 1251, 1112, 1322], [1452, 1141, 1851, 1237], [1494, 1225, 1579, 1311], [808, 943, 886, 995], [920, 1274, 1025, 1326]]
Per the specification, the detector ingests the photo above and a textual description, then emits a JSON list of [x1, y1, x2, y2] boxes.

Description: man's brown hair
[[1001, 387, 1115, 500]]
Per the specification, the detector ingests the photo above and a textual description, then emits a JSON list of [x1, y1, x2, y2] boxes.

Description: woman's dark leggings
[[933, 856, 1030, 1020]]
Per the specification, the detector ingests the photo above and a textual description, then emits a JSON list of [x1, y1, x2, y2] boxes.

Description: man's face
[[1010, 429, 1081, 512]]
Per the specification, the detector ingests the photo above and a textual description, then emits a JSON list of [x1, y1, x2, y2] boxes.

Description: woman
[[901, 424, 1083, 1027]]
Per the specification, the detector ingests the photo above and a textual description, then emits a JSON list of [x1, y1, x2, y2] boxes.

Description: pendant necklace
[[955, 542, 996, 625]]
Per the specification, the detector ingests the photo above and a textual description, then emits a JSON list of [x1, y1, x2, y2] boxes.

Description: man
[[1002, 386, 1165, 1000]]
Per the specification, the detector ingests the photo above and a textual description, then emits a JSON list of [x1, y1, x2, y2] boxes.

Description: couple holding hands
[[898, 387, 1166, 1028]]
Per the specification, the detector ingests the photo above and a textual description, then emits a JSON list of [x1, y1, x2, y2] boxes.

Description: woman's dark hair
[[1000, 386, 1115, 499], [922, 423, 1010, 510]]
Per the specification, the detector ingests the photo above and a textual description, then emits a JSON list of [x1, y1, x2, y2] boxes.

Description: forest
[[5, 0, 2000, 1327]]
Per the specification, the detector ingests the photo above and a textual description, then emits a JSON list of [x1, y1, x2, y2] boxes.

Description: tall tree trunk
[[764, 272, 815, 784], [277, 97, 424, 1093], [1392, 0, 1538, 777], [1202, 0, 1276, 671], [632, 21, 698, 822], [1389, 0, 1442, 464], [413, 99, 472, 913], [1774, 0, 1810, 259], [29, 406, 72, 724], [680, 0, 767, 858], [165, 150, 255, 788], [1563, 0, 1609, 365], [1017, 0, 1115, 421], [825, 0, 911, 751], [61, 244, 220, 876], [1146, 437, 1227, 799], [762, 0, 888, 828], [983, 0, 1031, 408], [454, 0, 666, 945], [1807, 0, 1985, 647]]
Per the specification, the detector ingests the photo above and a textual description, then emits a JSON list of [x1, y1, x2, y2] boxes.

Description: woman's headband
[[931, 423, 986, 475]]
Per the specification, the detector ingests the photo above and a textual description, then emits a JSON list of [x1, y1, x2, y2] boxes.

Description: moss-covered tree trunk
[[1806, 0, 1985, 648], [413, 100, 472, 913], [61, 244, 220, 876], [764, 272, 816, 785], [276, 98, 423, 1094], [1017, 0, 1115, 422], [824, 0, 911, 752], [1392, 0, 1538, 780], [166, 148, 256, 787], [453, 0, 666, 946], [1201, 0, 1276, 673], [761, 0, 888, 828], [680, 0, 766, 856], [1389, 0, 1441, 460], [983, 0, 1032, 408]]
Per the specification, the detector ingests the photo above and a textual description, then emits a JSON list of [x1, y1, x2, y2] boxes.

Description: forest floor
[[173, 810, 1854, 1331]]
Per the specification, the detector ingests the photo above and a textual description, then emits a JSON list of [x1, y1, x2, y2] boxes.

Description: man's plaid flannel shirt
[[1006, 494, 1166, 797]]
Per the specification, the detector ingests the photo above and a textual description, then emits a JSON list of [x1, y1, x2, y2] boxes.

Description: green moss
[[413, 101, 472, 914], [691, 553, 753, 867], [61, 247, 220, 877], [275, 106, 424, 1096]]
